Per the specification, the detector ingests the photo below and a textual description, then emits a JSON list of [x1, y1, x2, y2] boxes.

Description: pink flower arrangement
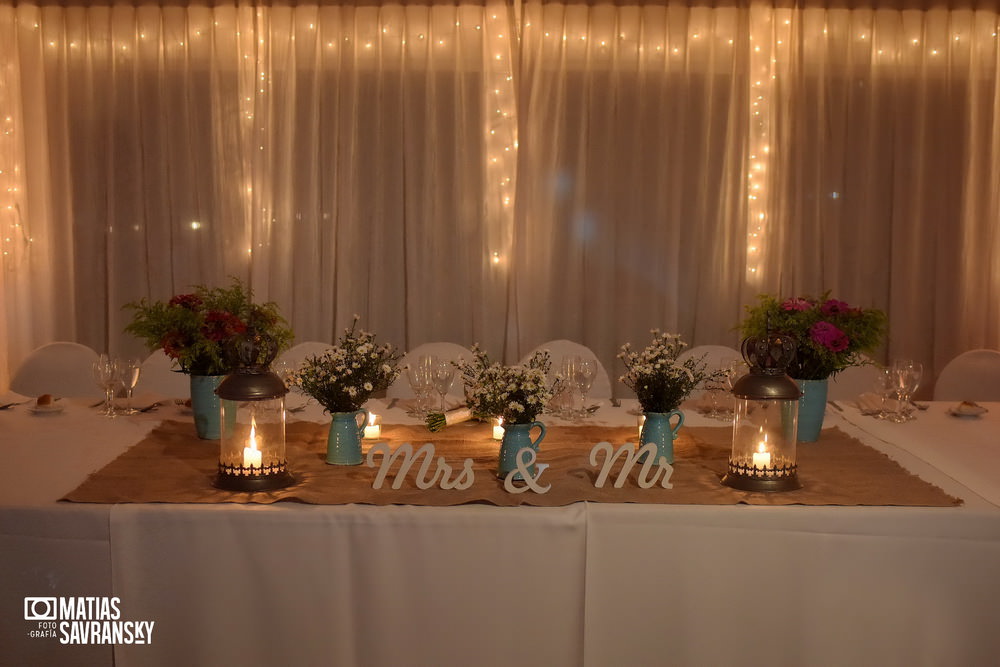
[[741, 293, 887, 380]]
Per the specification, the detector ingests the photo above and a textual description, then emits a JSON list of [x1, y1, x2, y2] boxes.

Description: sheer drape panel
[[243, 2, 514, 356], [763, 5, 1000, 382], [2, 1, 1000, 394], [512, 2, 749, 383]]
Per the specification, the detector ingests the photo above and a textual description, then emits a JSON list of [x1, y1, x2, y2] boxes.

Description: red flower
[[168, 293, 203, 310], [781, 297, 813, 311], [202, 311, 247, 342], [159, 333, 186, 359], [820, 299, 851, 316], [810, 321, 849, 352]]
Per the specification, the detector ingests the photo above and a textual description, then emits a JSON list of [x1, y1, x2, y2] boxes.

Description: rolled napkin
[[425, 407, 474, 432]]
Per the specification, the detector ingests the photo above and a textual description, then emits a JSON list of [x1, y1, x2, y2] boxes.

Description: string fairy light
[[2, 3, 997, 282]]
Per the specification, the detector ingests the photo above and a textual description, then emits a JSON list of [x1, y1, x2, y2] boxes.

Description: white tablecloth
[[2, 392, 999, 666]]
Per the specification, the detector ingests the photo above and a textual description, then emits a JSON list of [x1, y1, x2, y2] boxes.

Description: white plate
[[947, 406, 988, 418], [30, 404, 64, 415]]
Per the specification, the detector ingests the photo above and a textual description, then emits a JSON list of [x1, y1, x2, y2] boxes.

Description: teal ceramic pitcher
[[498, 421, 546, 480], [326, 410, 367, 465], [638, 410, 684, 465]]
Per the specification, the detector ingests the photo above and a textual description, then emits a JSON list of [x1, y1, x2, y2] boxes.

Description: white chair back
[[139, 350, 190, 398], [387, 342, 474, 399], [277, 341, 336, 370], [10, 342, 101, 398], [828, 362, 881, 401], [933, 349, 1000, 401], [518, 339, 613, 399], [677, 345, 742, 398]]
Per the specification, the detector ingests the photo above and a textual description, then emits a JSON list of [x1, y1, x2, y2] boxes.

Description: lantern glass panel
[[220, 397, 286, 474], [731, 397, 798, 473]]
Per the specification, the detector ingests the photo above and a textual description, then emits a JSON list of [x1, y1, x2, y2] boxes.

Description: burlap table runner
[[62, 419, 961, 507]]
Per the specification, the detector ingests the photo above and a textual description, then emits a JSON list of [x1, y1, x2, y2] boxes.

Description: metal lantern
[[721, 333, 803, 492], [213, 330, 294, 491]]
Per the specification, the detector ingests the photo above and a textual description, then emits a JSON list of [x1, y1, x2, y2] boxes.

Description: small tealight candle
[[752, 442, 772, 470], [364, 412, 381, 439], [492, 417, 505, 440], [243, 419, 262, 469], [638, 414, 646, 439]]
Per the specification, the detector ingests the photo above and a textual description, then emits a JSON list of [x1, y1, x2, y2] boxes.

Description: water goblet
[[871, 367, 895, 419], [92, 354, 119, 417], [117, 358, 142, 415], [555, 355, 581, 418], [432, 361, 455, 412], [572, 359, 596, 421], [406, 363, 434, 417], [888, 360, 923, 423]]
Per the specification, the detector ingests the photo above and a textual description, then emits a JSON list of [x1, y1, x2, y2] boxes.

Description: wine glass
[[871, 366, 895, 419], [555, 355, 581, 418], [888, 360, 923, 423], [117, 357, 142, 415], [406, 357, 435, 417], [431, 361, 455, 412], [573, 359, 596, 420], [91, 354, 119, 417]]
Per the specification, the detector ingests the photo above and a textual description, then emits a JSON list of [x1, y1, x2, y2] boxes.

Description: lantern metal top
[[216, 329, 288, 401], [732, 334, 803, 401]]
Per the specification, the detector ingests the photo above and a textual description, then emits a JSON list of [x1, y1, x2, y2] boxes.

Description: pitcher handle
[[667, 410, 685, 438], [353, 409, 368, 438], [529, 421, 547, 449]]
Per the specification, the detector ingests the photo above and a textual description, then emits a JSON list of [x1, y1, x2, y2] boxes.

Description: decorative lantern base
[[214, 466, 295, 492], [721, 464, 801, 492]]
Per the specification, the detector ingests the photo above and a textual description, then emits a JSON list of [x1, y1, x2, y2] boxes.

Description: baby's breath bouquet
[[456, 346, 555, 425], [290, 318, 402, 413], [619, 330, 715, 413]]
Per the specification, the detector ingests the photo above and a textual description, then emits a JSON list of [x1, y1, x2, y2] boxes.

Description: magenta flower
[[781, 297, 812, 311], [810, 321, 849, 352], [820, 299, 851, 316]]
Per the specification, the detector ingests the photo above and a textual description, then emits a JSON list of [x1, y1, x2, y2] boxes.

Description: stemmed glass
[[705, 361, 740, 422], [553, 355, 580, 418], [92, 354, 119, 417], [572, 359, 596, 420], [888, 359, 923, 423], [431, 361, 455, 412], [406, 356, 435, 417], [871, 366, 896, 419], [117, 358, 142, 415]]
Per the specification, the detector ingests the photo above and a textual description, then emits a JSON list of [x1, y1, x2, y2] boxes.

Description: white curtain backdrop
[[1, 0, 999, 395]]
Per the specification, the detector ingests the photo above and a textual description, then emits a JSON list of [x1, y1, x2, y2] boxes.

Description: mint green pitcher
[[498, 421, 546, 480], [638, 410, 684, 465], [326, 410, 367, 465]]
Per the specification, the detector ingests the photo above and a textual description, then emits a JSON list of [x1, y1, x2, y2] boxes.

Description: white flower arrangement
[[290, 317, 402, 413], [618, 330, 716, 413], [455, 346, 555, 425]]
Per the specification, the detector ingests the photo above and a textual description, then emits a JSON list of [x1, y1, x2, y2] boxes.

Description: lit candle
[[752, 440, 771, 470], [364, 412, 381, 439], [638, 414, 646, 439], [243, 417, 262, 469], [492, 417, 505, 440]]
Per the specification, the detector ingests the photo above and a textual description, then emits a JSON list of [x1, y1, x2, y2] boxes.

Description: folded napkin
[[856, 393, 903, 415]]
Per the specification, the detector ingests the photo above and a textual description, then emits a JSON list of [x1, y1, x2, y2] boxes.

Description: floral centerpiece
[[739, 293, 887, 380], [454, 346, 555, 425], [618, 330, 715, 413], [125, 278, 293, 375], [289, 317, 402, 413]]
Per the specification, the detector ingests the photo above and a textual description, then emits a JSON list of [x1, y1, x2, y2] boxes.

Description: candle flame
[[248, 416, 258, 451]]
